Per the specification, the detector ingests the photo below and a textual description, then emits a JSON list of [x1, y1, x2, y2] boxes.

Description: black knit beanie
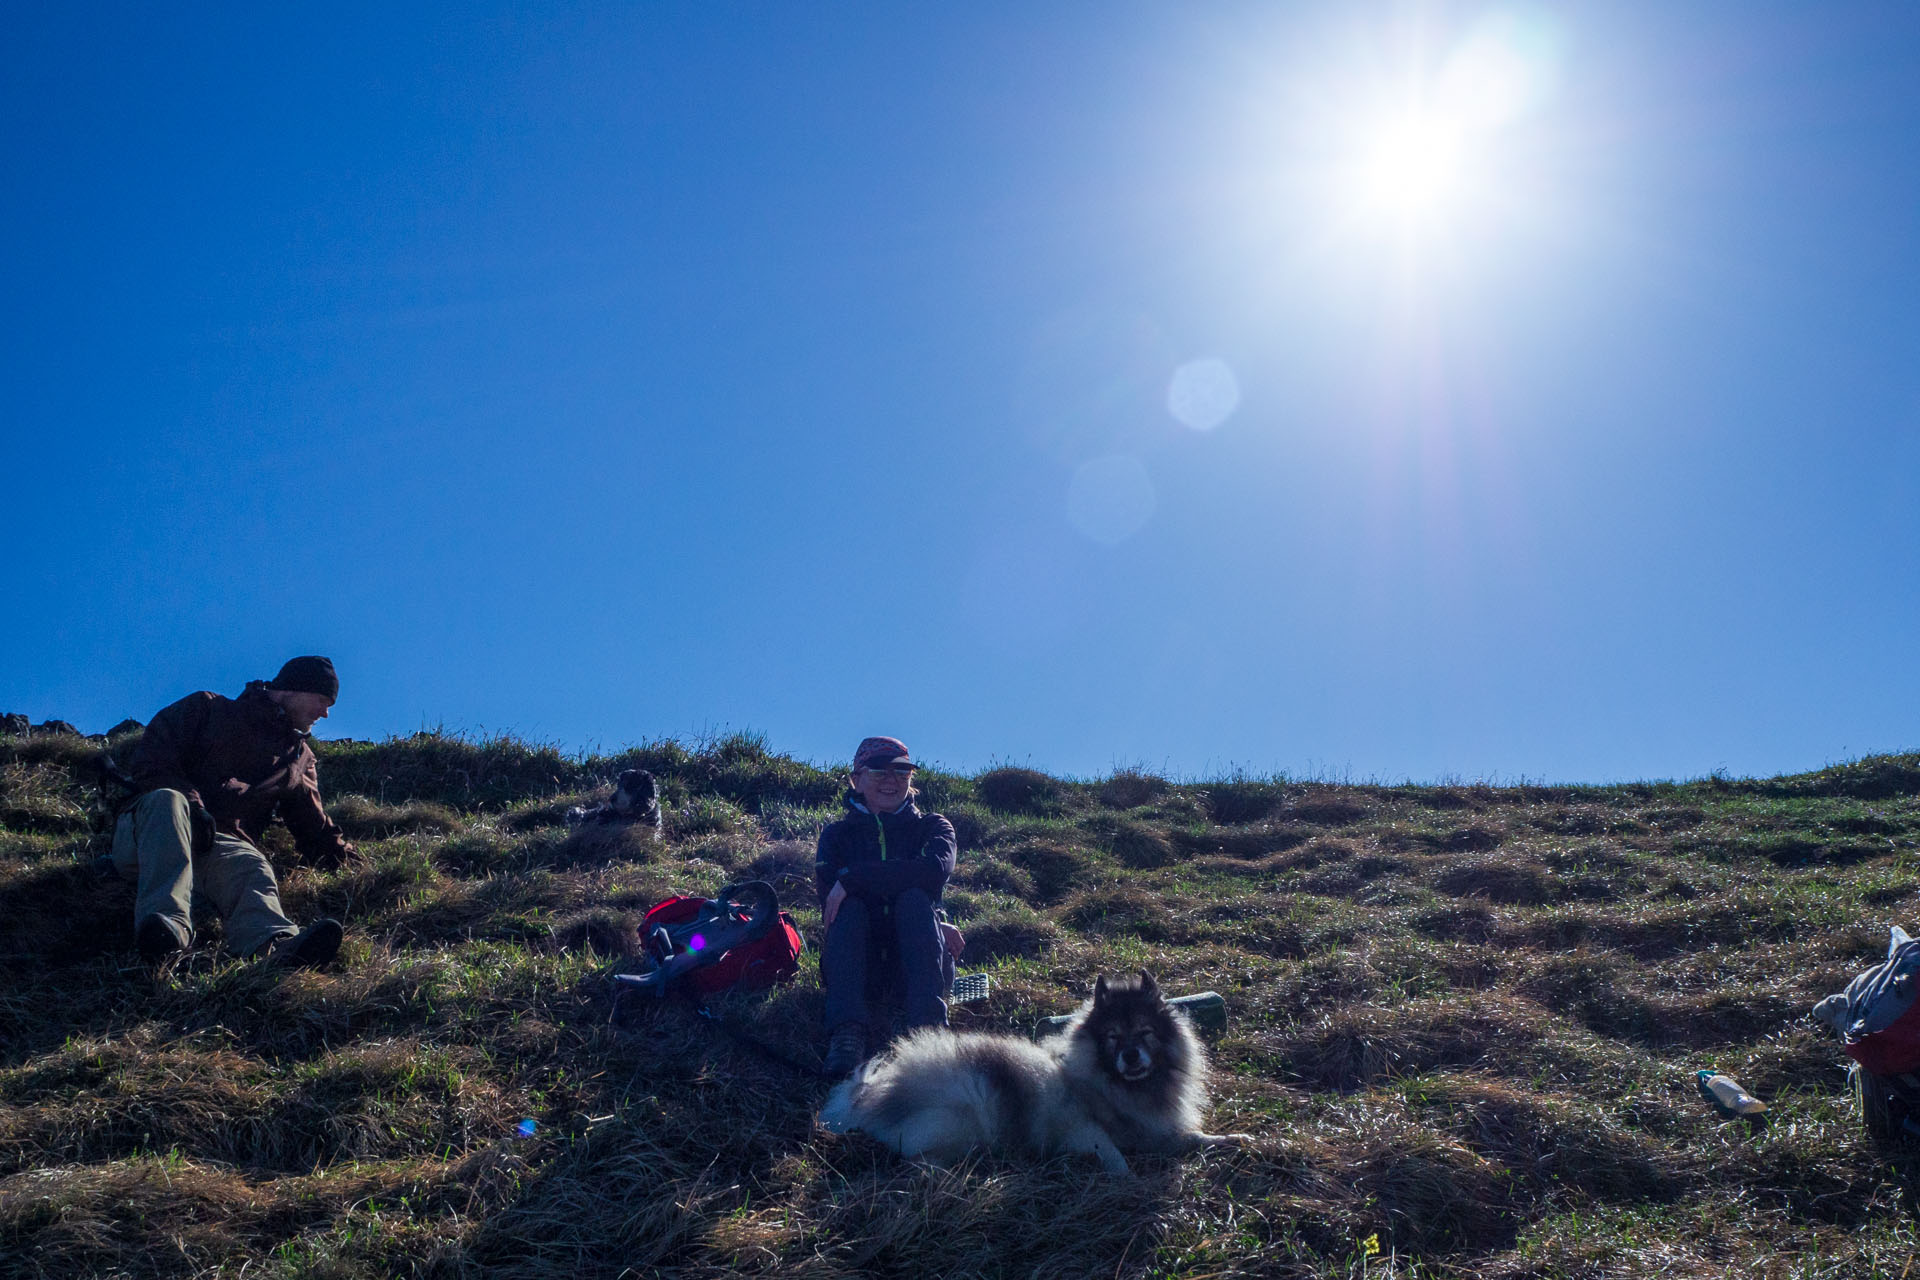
[[268, 656, 339, 700]]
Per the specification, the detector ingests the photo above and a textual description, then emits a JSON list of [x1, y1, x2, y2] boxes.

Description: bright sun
[[1327, 12, 1564, 245], [1356, 111, 1467, 226]]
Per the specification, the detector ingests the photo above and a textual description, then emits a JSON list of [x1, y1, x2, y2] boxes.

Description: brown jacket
[[127, 681, 356, 866]]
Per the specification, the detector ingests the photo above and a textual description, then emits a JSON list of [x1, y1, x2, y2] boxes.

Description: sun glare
[[1325, 11, 1564, 246], [1357, 112, 1466, 225]]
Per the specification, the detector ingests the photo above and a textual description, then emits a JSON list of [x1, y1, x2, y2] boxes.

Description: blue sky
[[4, 3, 1916, 783]]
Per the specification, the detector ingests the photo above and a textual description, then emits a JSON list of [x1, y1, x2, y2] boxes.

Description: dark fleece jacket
[[814, 791, 957, 908], [127, 681, 356, 866]]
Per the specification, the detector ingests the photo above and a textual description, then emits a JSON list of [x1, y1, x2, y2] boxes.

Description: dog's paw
[[1196, 1132, 1253, 1148]]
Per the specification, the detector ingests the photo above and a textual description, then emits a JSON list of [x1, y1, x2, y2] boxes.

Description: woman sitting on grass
[[816, 736, 958, 1077]]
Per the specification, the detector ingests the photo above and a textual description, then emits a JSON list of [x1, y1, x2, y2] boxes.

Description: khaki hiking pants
[[111, 789, 299, 957]]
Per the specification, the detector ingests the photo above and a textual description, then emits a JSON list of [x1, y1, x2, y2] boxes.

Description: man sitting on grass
[[816, 736, 958, 1076], [112, 656, 354, 968]]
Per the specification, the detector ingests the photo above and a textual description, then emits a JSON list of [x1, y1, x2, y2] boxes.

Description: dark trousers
[[823, 886, 947, 1034]]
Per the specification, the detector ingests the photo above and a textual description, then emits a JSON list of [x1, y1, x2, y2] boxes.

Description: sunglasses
[[859, 766, 916, 779]]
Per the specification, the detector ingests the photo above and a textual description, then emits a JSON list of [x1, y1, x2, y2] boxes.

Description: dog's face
[[612, 769, 658, 812], [1089, 970, 1176, 1084]]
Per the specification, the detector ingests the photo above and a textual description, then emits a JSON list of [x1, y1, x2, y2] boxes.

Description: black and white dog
[[566, 768, 663, 832]]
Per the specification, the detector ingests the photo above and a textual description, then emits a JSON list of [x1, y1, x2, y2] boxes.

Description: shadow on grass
[[0, 859, 131, 970]]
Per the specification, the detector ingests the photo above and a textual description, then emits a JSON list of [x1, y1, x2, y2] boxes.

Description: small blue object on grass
[[516, 1118, 537, 1138]]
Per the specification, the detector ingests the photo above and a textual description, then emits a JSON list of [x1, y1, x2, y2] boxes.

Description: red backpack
[[616, 881, 804, 1000], [1817, 931, 1920, 1076]]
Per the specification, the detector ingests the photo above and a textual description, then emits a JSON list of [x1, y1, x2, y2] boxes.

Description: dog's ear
[[1138, 968, 1159, 998], [1093, 974, 1110, 1004]]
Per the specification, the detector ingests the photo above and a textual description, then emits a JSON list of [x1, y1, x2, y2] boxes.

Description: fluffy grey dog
[[819, 970, 1248, 1173]]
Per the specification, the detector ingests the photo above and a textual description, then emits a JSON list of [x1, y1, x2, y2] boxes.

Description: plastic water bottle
[[1697, 1069, 1767, 1117]]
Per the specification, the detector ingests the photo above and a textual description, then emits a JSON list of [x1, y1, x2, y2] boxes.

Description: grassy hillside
[[4, 727, 1920, 1278]]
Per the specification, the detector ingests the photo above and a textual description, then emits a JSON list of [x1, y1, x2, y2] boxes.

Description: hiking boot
[[824, 1022, 867, 1078], [136, 915, 186, 962], [263, 918, 344, 969]]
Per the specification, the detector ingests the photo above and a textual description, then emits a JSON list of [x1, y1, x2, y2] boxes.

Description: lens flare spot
[[1167, 358, 1241, 432], [1439, 11, 1563, 129], [689, 933, 706, 952], [1066, 455, 1156, 545]]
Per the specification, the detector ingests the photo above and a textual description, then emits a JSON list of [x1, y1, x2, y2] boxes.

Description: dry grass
[[3, 727, 1920, 1276]]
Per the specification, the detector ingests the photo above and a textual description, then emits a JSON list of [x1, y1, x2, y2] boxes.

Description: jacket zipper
[[871, 811, 891, 916]]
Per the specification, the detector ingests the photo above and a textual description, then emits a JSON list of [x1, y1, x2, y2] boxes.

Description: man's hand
[[189, 804, 217, 854], [215, 778, 250, 802], [823, 880, 848, 930], [305, 840, 362, 871]]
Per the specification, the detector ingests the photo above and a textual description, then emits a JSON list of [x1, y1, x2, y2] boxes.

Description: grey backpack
[[1813, 926, 1920, 1076]]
